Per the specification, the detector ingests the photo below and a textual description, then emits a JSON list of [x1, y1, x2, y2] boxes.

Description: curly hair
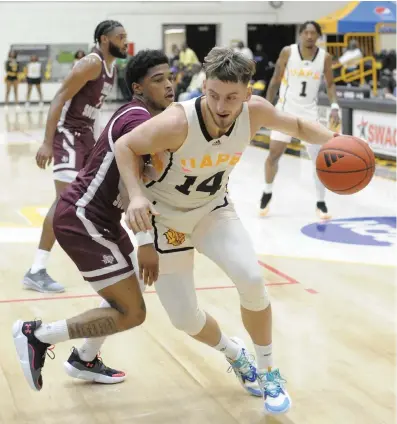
[[125, 49, 169, 92]]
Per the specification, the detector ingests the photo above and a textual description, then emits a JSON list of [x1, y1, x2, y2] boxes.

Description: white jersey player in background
[[114, 47, 338, 415], [260, 21, 340, 219]]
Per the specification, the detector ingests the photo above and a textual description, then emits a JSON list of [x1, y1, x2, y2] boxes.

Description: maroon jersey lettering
[[61, 99, 151, 223], [58, 48, 116, 133]]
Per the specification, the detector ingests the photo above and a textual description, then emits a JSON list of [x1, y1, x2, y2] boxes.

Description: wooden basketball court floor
[[0, 105, 395, 424]]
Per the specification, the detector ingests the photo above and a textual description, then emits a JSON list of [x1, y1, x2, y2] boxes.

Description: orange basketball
[[316, 135, 376, 195]]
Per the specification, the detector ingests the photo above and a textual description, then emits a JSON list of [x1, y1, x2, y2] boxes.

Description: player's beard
[[109, 41, 127, 59]]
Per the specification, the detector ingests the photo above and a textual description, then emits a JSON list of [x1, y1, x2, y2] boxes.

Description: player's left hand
[[125, 196, 159, 233], [137, 244, 159, 286], [329, 108, 340, 130], [36, 142, 53, 169]]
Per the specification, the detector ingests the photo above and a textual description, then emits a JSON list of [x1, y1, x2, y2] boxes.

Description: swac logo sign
[[374, 6, 391, 15], [301, 217, 396, 246]]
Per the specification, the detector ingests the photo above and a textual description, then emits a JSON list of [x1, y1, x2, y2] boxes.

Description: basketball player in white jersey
[[114, 47, 339, 415], [260, 21, 340, 219]]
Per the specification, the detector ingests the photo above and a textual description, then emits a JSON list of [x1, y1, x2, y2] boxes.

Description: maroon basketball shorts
[[53, 128, 96, 183], [53, 199, 135, 291]]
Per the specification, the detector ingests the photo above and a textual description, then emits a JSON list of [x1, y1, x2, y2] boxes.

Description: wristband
[[135, 231, 154, 246], [331, 103, 340, 111]]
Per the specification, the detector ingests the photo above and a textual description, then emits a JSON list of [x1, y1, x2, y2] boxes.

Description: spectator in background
[[25, 55, 43, 109], [179, 43, 199, 69], [73, 50, 86, 66], [253, 43, 268, 64], [234, 41, 254, 60], [178, 62, 205, 101], [170, 44, 180, 63], [4, 50, 20, 110], [339, 39, 363, 73], [116, 56, 132, 101], [384, 68, 396, 101], [252, 43, 270, 85]]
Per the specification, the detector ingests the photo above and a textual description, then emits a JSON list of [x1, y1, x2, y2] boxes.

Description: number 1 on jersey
[[300, 81, 307, 97], [175, 171, 225, 196]]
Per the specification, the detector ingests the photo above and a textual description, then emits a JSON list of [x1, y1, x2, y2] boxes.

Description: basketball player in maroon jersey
[[23, 20, 128, 293], [13, 50, 175, 390]]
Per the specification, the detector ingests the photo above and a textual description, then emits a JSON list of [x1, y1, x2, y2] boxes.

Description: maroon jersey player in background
[[13, 49, 174, 390], [23, 20, 128, 293]]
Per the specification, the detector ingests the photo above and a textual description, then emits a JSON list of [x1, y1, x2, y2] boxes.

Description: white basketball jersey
[[277, 44, 326, 117], [142, 96, 251, 211]]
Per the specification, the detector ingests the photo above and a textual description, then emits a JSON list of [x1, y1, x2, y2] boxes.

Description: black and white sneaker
[[64, 348, 126, 384], [12, 320, 53, 391], [260, 192, 273, 217], [316, 201, 332, 220]]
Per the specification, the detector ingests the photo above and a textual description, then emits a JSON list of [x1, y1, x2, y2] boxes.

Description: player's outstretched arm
[[36, 56, 102, 169], [114, 105, 187, 233], [249, 95, 336, 145]]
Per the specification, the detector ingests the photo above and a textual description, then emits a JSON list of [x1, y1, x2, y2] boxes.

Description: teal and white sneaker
[[257, 368, 291, 415], [226, 337, 261, 397]]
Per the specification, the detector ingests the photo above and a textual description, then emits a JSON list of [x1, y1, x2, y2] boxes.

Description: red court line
[[258, 260, 299, 284], [0, 281, 295, 304], [0, 261, 303, 305], [259, 260, 318, 295]]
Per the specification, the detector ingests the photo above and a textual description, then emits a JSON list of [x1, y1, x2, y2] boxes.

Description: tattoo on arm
[[68, 317, 118, 339]]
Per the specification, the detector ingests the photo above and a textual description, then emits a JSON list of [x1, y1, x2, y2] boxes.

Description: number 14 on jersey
[[175, 171, 225, 196]]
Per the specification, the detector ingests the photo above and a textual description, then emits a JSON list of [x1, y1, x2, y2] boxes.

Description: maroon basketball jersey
[[61, 99, 151, 223], [57, 48, 116, 133]]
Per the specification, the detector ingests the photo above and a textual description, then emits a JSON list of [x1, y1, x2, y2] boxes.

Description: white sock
[[77, 299, 110, 361], [213, 333, 242, 360], [34, 320, 69, 344], [263, 183, 273, 194], [306, 143, 326, 202], [31, 249, 50, 274], [314, 172, 326, 202], [254, 343, 273, 372]]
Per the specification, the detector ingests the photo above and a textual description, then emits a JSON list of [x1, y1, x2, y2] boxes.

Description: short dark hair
[[299, 21, 322, 37], [125, 49, 169, 92], [94, 20, 123, 44], [203, 47, 256, 85]]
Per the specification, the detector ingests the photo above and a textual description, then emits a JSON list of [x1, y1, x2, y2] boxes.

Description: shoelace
[[39, 345, 55, 368], [85, 351, 107, 369], [227, 350, 256, 378], [95, 352, 105, 367], [259, 369, 287, 397]]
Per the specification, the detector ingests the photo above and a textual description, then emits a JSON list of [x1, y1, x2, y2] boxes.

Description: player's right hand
[[125, 196, 159, 233], [137, 244, 159, 286], [36, 142, 53, 169]]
